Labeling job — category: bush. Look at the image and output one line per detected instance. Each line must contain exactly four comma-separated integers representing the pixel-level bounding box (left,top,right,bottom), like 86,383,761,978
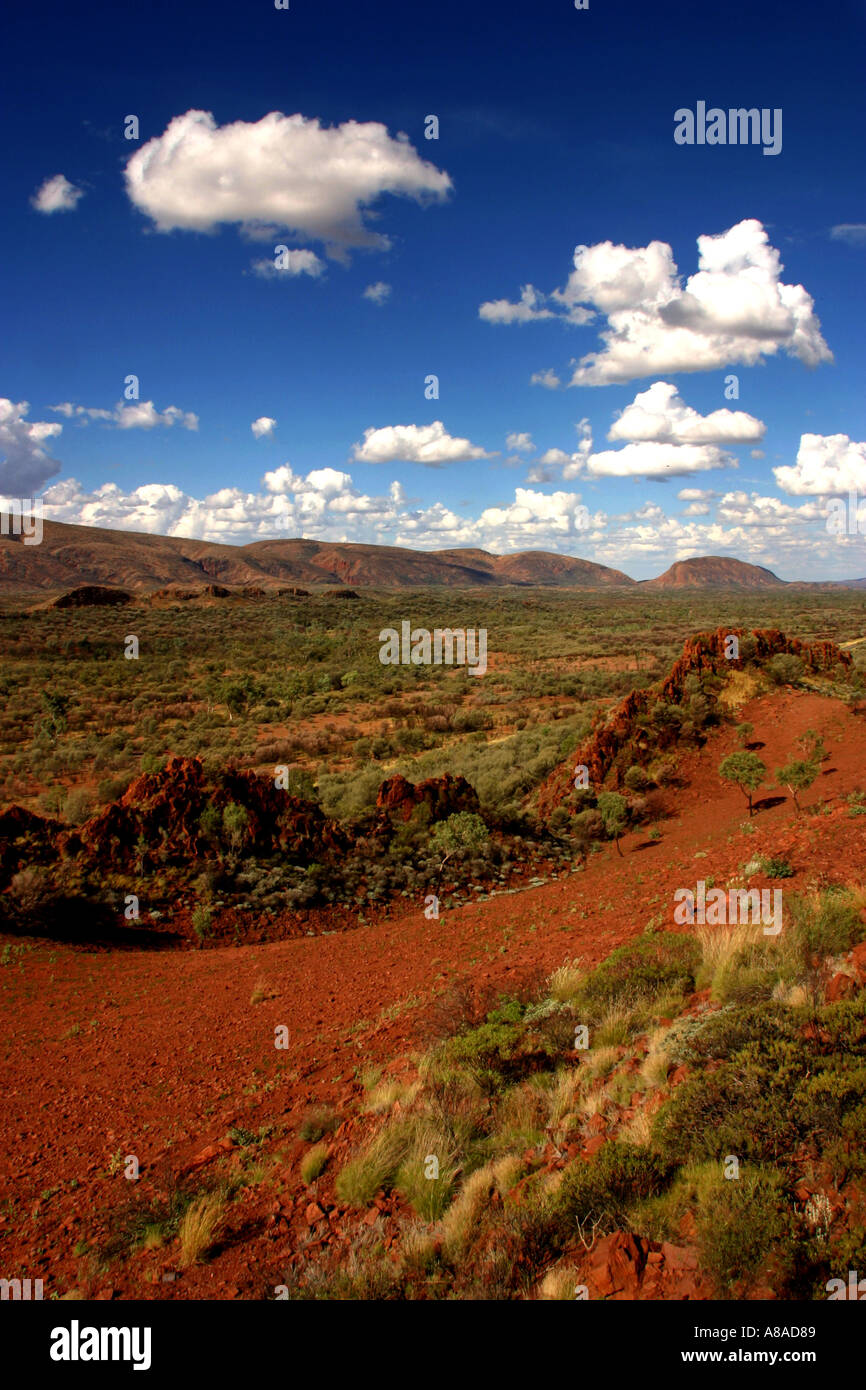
791,888,864,957
696,1167,795,1296
433,998,565,1095
766,653,805,687
654,996,866,1167
572,933,701,1020
556,1142,673,1231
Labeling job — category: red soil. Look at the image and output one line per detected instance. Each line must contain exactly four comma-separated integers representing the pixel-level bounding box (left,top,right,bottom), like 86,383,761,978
2,687,865,1300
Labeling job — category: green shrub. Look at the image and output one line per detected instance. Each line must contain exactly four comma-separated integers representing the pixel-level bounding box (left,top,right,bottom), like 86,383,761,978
696,1167,795,1296
791,888,864,957
556,1142,673,1231
765,653,805,687
572,933,701,1020
434,998,564,1095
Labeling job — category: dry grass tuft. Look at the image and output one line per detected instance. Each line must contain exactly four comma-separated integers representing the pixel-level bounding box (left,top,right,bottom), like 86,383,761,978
177,1192,225,1267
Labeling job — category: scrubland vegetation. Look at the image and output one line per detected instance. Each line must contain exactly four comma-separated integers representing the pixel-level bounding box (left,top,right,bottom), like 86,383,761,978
285,886,866,1300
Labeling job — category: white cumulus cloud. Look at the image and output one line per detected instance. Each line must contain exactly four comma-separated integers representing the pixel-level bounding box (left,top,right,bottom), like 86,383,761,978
124,109,451,258
49,400,198,431
485,220,831,386
351,420,495,467
479,285,556,324
251,417,277,439
774,433,866,495
607,382,765,444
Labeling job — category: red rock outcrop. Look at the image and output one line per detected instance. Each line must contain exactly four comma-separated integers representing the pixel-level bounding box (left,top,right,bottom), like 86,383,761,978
536,627,852,816
0,805,63,884
375,773,480,823
62,755,345,868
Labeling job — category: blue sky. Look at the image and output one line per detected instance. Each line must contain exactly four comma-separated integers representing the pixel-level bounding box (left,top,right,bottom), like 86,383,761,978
2,0,865,578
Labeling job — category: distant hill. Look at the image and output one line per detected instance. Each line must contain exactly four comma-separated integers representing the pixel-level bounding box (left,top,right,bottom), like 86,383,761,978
643,556,785,589
1,519,863,596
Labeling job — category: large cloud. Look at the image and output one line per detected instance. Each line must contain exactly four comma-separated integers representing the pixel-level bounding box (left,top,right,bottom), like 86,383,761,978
125,109,451,257
580,441,733,479
486,220,831,386
351,421,495,466
542,405,737,481
774,433,866,495
0,399,63,493
607,381,765,444
31,174,84,214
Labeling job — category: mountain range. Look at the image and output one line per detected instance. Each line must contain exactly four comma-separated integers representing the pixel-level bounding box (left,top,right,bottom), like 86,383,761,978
0,517,864,595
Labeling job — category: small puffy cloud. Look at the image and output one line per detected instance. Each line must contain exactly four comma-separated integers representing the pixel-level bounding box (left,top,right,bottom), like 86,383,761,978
49,402,113,421
351,420,495,467
538,447,573,467
124,109,451,257
505,431,534,453
607,382,765,444
479,285,555,324
251,249,325,278
251,417,277,439
116,402,198,430
530,368,561,389
363,281,391,305
677,487,718,501
526,463,555,483
0,398,63,493
31,174,84,214
830,224,866,247
774,433,866,495
751,449,765,459
49,400,198,430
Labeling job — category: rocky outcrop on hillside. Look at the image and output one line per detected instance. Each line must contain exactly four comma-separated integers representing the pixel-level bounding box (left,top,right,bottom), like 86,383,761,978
375,773,480,823
52,586,132,608
536,627,853,815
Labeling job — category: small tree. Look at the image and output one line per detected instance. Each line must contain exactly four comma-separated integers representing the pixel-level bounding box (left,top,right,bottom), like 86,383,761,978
40,691,70,743
797,728,826,763
430,812,489,891
719,751,766,816
776,758,819,814
597,791,628,857
735,722,754,748
222,802,250,852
